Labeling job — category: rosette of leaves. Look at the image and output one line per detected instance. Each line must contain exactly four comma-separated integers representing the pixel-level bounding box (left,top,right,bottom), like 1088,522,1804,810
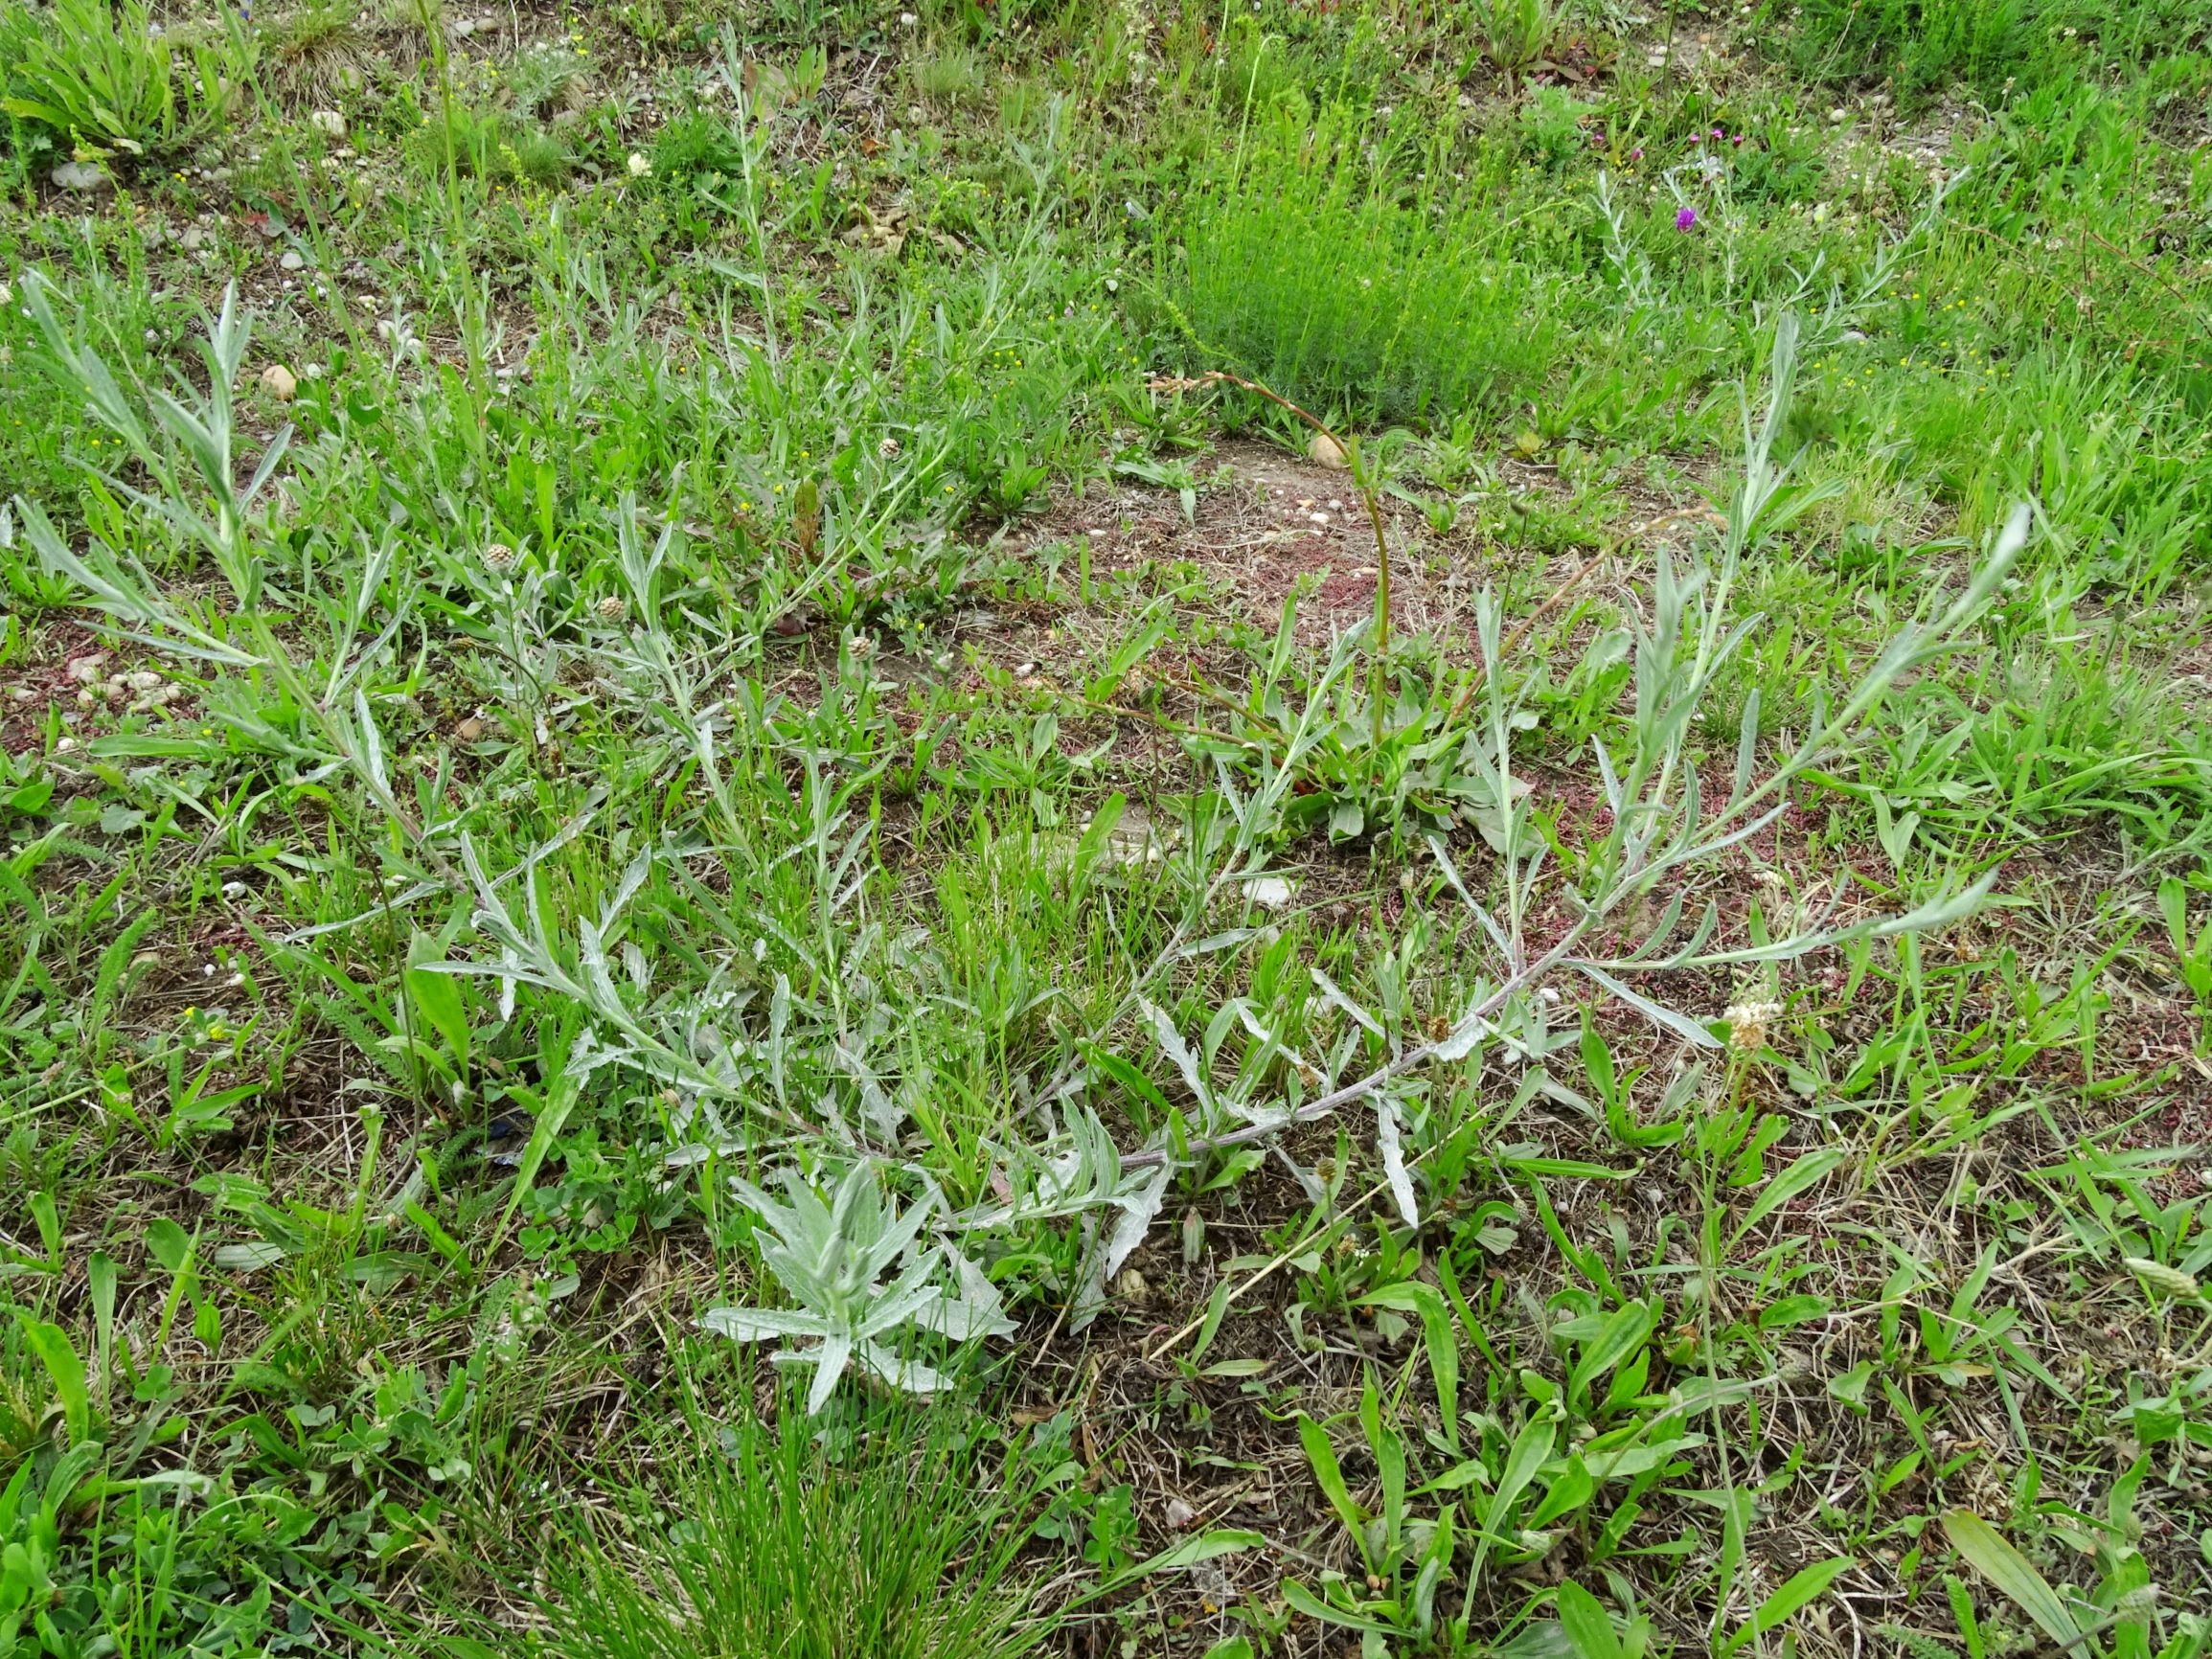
702,1163,1014,1414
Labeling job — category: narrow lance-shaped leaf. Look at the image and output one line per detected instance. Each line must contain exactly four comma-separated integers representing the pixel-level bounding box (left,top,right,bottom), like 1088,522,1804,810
1940,1511,2082,1648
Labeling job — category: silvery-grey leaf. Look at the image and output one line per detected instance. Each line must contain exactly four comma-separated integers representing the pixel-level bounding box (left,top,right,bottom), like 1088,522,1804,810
1272,1145,1329,1207
857,1339,952,1397
1310,967,1382,1038
699,1305,829,1342
1138,997,1212,1109
1105,1167,1170,1281
1377,1096,1419,1228
1568,960,1723,1049
806,1330,854,1415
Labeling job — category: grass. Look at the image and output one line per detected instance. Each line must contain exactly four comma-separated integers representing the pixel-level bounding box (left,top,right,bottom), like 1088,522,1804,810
504,1393,1055,1659
1165,102,1565,425
2,0,2212,1656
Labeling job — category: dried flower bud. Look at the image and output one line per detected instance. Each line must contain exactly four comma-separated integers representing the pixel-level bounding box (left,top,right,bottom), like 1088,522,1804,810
878,437,901,457
595,596,627,622
482,541,516,571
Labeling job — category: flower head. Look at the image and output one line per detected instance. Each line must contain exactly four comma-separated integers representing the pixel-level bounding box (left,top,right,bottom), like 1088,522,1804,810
1675,205,1699,232
627,152,650,177
1723,999,1782,1055
2127,1258,2203,1303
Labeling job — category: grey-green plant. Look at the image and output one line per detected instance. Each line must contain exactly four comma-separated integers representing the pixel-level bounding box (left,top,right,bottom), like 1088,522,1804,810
700,1162,1013,1414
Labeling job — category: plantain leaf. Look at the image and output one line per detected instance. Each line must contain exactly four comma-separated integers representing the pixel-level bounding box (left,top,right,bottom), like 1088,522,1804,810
1722,1556,1854,1654
1555,1580,1627,1659
1736,1145,1850,1238
1940,1511,2082,1648
1361,1281,1460,1452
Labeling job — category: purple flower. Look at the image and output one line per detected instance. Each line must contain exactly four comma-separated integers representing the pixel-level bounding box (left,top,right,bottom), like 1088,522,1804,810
1676,205,1699,231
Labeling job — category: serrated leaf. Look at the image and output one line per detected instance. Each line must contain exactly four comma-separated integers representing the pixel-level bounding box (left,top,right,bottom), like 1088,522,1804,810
1137,996,1213,1111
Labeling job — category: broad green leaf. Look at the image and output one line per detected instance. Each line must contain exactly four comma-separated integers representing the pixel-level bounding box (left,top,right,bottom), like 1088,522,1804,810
491,1073,581,1250
1190,1277,1234,1365
1759,1293,1832,1330
2156,875,2190,953
1362,1282,1460,1451
1736,1145,1850,1238
1298,1414,1368,1551
1280,1578,1396,1634
1940,1511,2082,1648
1827,1361,1875,1410
1580,1012,1615,1100
1722,1555,1854,1654
1114,1528,1265,1583
18,1316,91,1445
30,1191,61,1264
1478,1414,1554,1571
406,933,472,1070
1555,1580,1627,1659
1568,1300,1653,1403
89,1251,117,1385
1529,1454,1595,1530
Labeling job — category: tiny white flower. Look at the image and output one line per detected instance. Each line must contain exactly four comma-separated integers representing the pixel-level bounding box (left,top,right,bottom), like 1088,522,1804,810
627,152,650,177
1722,999,1783,1055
